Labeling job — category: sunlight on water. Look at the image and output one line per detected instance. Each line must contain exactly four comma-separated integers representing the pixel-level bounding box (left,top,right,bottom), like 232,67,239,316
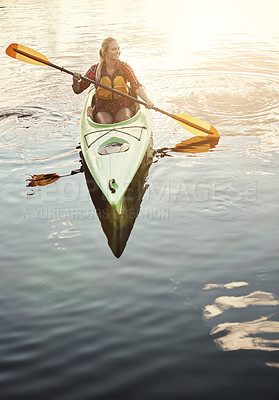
203,281,249,290
266,362,279,369
203,281,279,359
143,0,279,69
212,316,279,352
203,290,279,319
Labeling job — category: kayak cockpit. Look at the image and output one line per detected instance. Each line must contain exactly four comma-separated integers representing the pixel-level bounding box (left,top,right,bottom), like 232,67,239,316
84,125,148,149
88,88,140,124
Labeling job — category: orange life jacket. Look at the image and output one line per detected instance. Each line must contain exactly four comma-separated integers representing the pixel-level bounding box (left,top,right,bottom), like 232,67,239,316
95,62,129,101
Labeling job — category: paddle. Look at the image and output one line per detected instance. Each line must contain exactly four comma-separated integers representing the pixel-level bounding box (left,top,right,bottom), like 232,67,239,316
6,43,219,137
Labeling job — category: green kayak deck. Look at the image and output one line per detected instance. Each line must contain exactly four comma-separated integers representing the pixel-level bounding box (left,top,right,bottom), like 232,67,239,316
80,89,152,214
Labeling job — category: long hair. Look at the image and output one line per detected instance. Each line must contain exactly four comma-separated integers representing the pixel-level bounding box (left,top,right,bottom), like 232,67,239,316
96,37,117,82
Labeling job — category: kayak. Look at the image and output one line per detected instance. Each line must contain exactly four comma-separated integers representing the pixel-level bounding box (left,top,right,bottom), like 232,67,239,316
80,89,152,214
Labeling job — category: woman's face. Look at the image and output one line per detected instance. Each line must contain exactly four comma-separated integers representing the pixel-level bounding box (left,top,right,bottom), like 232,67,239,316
105,41,121,62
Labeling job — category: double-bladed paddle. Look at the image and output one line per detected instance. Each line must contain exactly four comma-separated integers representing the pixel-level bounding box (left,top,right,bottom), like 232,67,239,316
6,43,219,137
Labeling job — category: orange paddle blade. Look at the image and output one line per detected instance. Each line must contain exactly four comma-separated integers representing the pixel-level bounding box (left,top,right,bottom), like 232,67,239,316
6,43,50,66
175,113,219,138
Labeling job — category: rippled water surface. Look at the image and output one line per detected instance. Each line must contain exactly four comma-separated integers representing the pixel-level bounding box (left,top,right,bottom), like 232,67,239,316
1,0,279,399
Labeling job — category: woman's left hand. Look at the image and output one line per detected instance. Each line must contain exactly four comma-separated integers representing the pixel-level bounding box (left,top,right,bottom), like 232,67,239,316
145,100,154,109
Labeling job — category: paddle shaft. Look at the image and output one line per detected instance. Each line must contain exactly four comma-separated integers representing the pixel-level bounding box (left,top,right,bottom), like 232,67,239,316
13,47,214,135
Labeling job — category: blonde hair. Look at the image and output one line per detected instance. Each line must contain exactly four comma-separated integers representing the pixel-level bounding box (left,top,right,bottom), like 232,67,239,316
96,37,118,82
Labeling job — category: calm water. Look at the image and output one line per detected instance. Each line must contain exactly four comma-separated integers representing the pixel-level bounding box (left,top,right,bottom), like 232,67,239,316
1,0,279,399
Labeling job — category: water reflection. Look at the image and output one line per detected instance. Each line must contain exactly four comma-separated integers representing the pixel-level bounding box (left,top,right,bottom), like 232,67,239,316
82,133,218,256
203,281,249,290
266,362,279,369
25,135,219,191
203,290,279,319
203,282,279,356
24,132,218,255
155,135,219,161
82,141,153,258
211,316,279,352
27,169,81,188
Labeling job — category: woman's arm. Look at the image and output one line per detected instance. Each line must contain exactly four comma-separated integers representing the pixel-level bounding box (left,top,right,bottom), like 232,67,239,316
135,86,153,109
72,65,97,94
121,62,153,108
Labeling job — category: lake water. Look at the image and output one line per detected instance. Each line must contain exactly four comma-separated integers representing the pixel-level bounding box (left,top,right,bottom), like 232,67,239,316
1,0,279,399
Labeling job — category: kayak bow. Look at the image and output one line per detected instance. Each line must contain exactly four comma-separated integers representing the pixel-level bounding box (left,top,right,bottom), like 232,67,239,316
80,90,152,214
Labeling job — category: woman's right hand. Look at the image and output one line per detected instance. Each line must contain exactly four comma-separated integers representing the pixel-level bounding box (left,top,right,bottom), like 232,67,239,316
73,72,81,82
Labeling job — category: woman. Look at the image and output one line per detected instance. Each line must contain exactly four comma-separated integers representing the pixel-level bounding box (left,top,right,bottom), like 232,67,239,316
72,37,153,124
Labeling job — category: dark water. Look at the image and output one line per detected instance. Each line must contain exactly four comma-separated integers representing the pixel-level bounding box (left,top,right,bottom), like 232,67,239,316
1,0,279,399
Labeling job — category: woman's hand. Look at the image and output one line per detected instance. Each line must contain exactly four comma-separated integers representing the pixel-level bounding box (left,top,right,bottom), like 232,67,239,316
73,72,81,82
145,100,154,109
72,72,82,93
